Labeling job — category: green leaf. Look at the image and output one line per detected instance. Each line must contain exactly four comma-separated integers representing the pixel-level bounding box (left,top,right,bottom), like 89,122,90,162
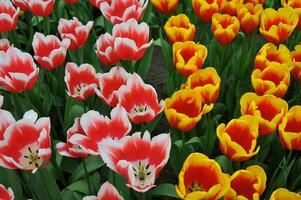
215,155,234,175
31,16,44,26
66,179,89,195
185,136,201,145
0,168,23,200
68,157,105,183
136,45,154,80
143,112,163,133
148,183,180,199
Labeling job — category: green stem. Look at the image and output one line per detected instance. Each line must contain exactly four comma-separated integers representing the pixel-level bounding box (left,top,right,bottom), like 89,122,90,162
82,158,92,194
140,192,146,200
40,169,53,200
181,131,186,146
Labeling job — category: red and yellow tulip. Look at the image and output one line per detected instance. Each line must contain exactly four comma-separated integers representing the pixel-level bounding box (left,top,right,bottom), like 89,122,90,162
245,0,265,5
216,115,260,161
281,0,301,29
182,67,221,105
192,0,222,22
150,0,179,13
225,165,267,200
270,188,301,200
259,7,299,44
221,0,243,16
164,14,196,44
164,89,213,132
240,92,288,135
173,41,208,77
237,3,263,33
212,13,240,45
291,44,301,81
251,62,290,98
176,153,230,200
278,105,301,151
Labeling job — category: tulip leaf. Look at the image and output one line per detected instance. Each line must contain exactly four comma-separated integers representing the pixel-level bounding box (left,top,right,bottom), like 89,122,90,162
68,157,105,183
66,179,89,195
0,168,23,200
185,136,201,145
148,183,180,199
136,45,154,80
108,171,131,200
215,155,234,175
142,112,163,133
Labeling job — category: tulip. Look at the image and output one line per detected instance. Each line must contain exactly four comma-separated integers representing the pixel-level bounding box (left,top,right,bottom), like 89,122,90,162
24,0,55,16
58,17,94,51
291,44,301,81
176,152,230,200
164,89,213,132
99,131,171,192
211,13,240,45
245,0,265,5
217,115,260,161
64,0,77,3
97,66,131,107
118,73,164,124
0,184,14,200
99,0,148,24
173,41,208,77
83,182,124,200
12,0,28,11
89,0,101,8
68,105,132,155
0,47,39,93
0,95,3,108
260,7,298,44
254,43,292,71
64,62,100,101
32,32,70,70
281,0,301,29
0,0,20,33
112,19,153,60
225,165,267,200
221,0,243,16
182,67,221,105
164,14,196,44
240,92,288,135
0,110,51,173
150,0,179,13
95,33,120,66
251,62,290,98
0,39,10,52
270,188,301,200
237,3,263,33
192,0,222,22
278,105,301,150
56,118,89,158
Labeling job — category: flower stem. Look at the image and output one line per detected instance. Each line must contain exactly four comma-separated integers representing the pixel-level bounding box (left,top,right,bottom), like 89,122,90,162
140,192,146,200
40,169,53,200
82,158,92,194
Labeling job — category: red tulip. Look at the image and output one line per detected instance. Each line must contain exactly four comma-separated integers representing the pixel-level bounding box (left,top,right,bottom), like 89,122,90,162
32,32,70,70
68,105,132,155
118,73,164,124
0,110,51,173
97,66,131,107
96,33,120,66
0,47,39,93
0,106,15,141
89,0,101,8
0,39,10,52
0,0,20,33
112,19,153,60
99,0,148,24
56,118,89,158
83,182,124,200
24,0,55,16
64,0,77,4
58,17,94,51
64,62,100,101
12,0,28,11
99,131,171,192
0,184,14,200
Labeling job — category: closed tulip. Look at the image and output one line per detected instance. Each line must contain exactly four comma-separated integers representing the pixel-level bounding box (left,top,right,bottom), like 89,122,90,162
95,33,120,66
0,39,10,52
24,0,55,16
221,0,243,16
270,188,301,200
281,0,301,29
192,0,222,22
151,0,179,14
245,0,265,5
237,3,263,33
0,0,20,33
83,182,124,200
291,44,301,81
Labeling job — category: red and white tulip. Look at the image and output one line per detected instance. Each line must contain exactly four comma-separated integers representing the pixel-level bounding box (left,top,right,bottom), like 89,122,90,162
0,0,20,33
0,95,3,108
100,0,148,24
58,17,94,51
83,181,124,200
0,47,39,93
24,0,55,16
56,118,89,158
100,131,171,192
69,105,131,155
32,32,70,70
64,62,100,101
63,0,78,4
0,39,10,52
95,33,120,66
97,66,131,107
118,73,164,124
0,184,14,200
0,110,51,173
89,0,101,8
0,104,15,141
12,0,28,11
112,19,153,60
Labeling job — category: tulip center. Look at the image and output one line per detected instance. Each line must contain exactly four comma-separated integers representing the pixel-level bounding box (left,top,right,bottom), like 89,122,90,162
20,144,43,169
187,182,203,193
132,160,154,186
74,83,88,96
133,104,148,113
